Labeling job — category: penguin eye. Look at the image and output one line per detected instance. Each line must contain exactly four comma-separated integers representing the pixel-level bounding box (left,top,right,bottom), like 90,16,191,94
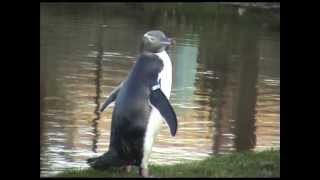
150,37,156,41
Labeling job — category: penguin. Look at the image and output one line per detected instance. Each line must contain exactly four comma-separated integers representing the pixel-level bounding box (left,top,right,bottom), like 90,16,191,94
87,30,177,177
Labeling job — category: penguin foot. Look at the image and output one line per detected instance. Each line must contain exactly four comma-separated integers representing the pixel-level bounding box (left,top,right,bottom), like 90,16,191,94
125,165,132,173
120,165,132,173
139,167,150,178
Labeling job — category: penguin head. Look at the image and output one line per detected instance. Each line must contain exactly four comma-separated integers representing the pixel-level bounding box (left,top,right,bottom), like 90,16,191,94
141,30,174,53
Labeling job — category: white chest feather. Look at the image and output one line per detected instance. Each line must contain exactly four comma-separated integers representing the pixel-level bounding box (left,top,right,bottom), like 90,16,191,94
141,50,173,169
155,51,172,99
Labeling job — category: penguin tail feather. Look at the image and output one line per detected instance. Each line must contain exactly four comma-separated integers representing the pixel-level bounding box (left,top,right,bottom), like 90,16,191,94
86,150,124,169
86,157,99,164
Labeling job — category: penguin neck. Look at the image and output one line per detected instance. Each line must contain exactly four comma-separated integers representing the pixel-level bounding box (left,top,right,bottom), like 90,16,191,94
155,50,171,65
155,50,172,98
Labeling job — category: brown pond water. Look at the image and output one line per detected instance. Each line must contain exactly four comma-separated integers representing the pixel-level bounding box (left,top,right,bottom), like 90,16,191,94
40,3,280,177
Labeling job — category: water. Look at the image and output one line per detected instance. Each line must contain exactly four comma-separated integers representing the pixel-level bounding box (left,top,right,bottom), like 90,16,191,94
40,3,280,177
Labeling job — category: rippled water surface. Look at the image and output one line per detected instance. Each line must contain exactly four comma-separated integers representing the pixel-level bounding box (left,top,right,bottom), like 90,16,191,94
40,3,280,177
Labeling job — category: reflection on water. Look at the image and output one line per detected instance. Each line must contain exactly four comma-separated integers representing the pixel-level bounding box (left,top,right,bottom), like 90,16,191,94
40,3,280,177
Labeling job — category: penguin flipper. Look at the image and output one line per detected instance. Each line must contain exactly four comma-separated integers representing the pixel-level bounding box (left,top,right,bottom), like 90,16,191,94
100,80,125,112
150,89,178,136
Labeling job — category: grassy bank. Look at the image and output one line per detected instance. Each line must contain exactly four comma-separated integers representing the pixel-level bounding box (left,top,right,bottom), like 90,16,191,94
57,149,279,177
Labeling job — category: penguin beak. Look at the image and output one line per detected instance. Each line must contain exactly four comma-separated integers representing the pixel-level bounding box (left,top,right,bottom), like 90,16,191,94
160,37,176,46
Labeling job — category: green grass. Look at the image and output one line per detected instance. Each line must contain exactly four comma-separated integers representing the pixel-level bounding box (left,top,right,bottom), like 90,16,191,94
57,149,279,178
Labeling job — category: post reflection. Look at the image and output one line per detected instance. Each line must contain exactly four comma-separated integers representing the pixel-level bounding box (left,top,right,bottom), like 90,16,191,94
91,25,104,153
233,18,259,151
